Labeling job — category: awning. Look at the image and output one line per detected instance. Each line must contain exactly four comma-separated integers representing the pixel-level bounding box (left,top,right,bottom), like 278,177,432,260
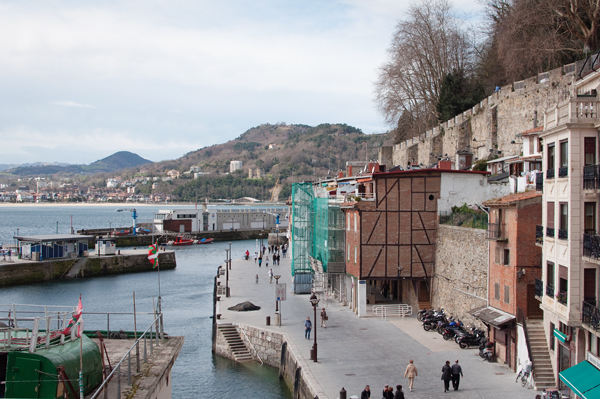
469,306,515,327
559,361,600,399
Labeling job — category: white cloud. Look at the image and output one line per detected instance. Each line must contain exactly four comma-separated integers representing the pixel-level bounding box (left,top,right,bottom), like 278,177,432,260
50,101,95,109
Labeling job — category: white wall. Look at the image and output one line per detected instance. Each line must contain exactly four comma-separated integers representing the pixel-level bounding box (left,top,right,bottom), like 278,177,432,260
438,173,509,213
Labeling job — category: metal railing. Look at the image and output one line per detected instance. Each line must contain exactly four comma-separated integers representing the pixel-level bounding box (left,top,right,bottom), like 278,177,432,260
547,168,555,179
372,304,413,320
558,229,568,240
90,315,162,399
582,301,600,332
546,227,555,238
487,223,506,240
238,326,264,365
535,279,544,297
536,172,544,191
558,167,569,178
546,284,555,298
536,225,544,244
583,165,600,189
584,233,600,259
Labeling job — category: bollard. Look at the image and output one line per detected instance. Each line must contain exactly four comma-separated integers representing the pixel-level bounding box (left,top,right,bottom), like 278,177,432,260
266,316,271,326
339,387,346,399
117,364,121,399
144,336,147,363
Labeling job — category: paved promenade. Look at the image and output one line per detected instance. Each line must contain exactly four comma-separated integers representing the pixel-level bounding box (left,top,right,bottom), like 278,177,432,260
218,253,535,399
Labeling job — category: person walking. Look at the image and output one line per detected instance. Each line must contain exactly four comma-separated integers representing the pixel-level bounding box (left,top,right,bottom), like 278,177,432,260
255,274,259,284
393,385,404,399
258,256,262,267
441,361,452,393
269,269,273,284
382,384,394,399
404,359,417,391
451,359,463,391
273,253,276,266
304,317,312,339
265,257,269,268
320,308,327,328
254,252,258,263
277,253,280,265
360,385,370,399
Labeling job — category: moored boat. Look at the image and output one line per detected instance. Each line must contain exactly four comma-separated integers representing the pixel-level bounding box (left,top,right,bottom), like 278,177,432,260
197,238,214,244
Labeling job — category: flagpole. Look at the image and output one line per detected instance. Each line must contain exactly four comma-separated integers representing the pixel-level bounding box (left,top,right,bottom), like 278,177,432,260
79,294,84,399
157,243,163,339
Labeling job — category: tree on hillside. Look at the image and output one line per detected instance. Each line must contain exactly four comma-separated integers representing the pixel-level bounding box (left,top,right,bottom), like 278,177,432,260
375,0,472,136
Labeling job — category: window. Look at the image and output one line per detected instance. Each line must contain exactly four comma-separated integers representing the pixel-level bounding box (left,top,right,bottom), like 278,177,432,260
503,249,510,266
547,202,555,228
354,213,357,233
548,143,555,169
547,261,555,288
585,137,596,166
354,246,357,264
549,322,555,351
585,202,596,234
504,285,510,304
347,244,350,261
529,136,535,154
558,277,568,304
560,203,568,237
560,140,568,167
495,283,500,300
347,213,350,231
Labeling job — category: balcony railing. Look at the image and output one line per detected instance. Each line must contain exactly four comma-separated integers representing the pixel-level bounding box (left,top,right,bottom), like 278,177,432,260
582,301,600,331
536,225,544,243
546,284,555,297
536,172,544,191
546,227,555,238
535,279,544,297
547,168,555,179
487,223,507,240
583,164,600,190
558,167,569,178
558,228,568,240
583,233,600,259
556,291,568,305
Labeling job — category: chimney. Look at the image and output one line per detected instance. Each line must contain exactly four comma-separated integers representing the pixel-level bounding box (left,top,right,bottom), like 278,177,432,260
348,165,353,176
438,160,452,170
337,171,344,178
533,110,538,128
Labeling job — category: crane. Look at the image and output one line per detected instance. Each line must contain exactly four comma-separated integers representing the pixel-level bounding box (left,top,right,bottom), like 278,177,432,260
116,208,138,235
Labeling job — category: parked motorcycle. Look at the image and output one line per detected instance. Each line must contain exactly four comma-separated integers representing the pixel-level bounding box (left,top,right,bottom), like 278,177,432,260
479,339,494,361
442,323,466,340
457,330,485,348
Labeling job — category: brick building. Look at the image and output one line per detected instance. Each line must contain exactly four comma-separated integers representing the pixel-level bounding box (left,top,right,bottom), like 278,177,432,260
477,191,543,372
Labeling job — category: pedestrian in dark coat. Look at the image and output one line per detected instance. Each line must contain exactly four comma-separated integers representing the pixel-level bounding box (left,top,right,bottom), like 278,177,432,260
451,359,463,390
277,253,280,265
441,360,452,392
382,385,393,399
393,385,404,399
360,385,370,399
304,317,312,339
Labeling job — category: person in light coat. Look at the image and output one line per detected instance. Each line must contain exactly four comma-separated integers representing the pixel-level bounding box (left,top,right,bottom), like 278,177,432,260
404,359,417,391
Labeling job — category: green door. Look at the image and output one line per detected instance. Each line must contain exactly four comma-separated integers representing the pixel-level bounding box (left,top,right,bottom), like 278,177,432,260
10,357,41,398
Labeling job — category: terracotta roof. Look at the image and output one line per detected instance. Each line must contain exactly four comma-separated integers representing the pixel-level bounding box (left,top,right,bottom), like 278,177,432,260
520,126,544,136
482,190,542,206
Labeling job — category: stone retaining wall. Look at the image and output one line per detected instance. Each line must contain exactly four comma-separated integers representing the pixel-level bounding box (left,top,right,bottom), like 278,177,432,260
432,225,488,328
0,252,175,287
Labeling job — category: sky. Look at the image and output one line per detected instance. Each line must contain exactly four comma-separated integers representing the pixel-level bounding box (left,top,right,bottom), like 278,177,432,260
0,0,483,165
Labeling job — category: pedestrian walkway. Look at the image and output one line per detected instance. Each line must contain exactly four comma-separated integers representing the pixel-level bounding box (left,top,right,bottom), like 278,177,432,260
218,254,534,399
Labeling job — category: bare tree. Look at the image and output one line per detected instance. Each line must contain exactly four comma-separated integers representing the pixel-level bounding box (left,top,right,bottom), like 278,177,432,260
374,0,472,138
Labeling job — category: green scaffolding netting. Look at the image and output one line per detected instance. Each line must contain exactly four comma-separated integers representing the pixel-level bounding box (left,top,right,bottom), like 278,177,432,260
291,183,346,276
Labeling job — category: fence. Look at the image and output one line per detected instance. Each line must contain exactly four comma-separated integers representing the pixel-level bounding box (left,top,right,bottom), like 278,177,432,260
372,304,413,320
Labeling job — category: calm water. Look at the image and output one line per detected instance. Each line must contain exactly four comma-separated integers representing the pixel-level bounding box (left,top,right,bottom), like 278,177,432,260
0,205,292,399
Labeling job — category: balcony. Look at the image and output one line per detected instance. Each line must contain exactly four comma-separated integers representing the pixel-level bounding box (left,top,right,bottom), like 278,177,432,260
487,223,507,240
558,228,568,240
583,164,600,190
558,167,569,178
583,233,600,262
546,168,555,179
582,301,600,332
546,284,555,298
535,278,544,298
544,96,599,130
546,227,555,238
536,172,543,191
556,291,568,305
536,225,544,244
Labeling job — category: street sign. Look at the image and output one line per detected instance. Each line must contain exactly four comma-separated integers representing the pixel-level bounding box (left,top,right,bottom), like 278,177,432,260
276,283,286,301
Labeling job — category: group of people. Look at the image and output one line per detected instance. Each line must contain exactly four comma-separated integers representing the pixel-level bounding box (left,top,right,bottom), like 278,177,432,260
303,308,328,339
359,359,463,397
253,243,287,267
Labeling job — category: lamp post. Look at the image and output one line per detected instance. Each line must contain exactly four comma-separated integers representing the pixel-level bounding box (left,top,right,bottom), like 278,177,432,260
228,242,232,270
309,293,319,362
225,249,230,297
274,275,282,311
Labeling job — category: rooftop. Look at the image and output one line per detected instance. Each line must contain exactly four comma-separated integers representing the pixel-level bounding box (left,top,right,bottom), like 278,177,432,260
482,190,542,207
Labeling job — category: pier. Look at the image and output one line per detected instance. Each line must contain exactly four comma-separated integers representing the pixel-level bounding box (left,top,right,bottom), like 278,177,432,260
213,255,536,399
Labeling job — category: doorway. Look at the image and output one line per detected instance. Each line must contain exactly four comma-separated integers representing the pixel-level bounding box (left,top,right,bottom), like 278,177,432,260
418,280,430,302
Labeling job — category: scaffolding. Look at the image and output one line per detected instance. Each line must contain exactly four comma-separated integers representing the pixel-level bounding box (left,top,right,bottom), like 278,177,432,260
291,183,314,277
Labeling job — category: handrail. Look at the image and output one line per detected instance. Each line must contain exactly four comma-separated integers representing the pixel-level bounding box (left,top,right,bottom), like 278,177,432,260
372,304,412,320
89,314,162,399
238,326,263,365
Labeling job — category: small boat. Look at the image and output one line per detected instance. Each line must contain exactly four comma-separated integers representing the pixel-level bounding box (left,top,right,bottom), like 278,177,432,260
114,230,130,236
168,236,196,246
197,238,214,244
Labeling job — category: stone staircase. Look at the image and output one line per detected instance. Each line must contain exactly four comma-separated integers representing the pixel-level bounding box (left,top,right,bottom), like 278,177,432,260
526,319,556,389
217,324,253,362
418,301,432,311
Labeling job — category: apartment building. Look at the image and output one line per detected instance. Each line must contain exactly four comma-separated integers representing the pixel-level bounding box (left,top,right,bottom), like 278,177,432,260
537,69,600,394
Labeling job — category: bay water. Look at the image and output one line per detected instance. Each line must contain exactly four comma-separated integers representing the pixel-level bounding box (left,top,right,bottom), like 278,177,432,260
0,205,292,398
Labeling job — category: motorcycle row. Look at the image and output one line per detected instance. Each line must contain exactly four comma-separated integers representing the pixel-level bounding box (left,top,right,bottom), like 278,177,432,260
418,308,494,361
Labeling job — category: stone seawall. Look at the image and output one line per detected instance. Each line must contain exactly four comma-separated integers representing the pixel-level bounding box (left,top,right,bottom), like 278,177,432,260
115,229,278,247
432,225,487,328
214,323,321,399
0,252,175,287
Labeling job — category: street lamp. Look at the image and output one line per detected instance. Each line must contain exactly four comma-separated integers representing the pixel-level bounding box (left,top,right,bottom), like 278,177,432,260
224,249,230,297
274,275,282,311
309,293,320,362
228,242,232,270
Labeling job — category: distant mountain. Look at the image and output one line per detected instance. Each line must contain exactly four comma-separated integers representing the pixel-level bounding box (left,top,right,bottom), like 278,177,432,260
0,162,71,172
5,151,151,176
